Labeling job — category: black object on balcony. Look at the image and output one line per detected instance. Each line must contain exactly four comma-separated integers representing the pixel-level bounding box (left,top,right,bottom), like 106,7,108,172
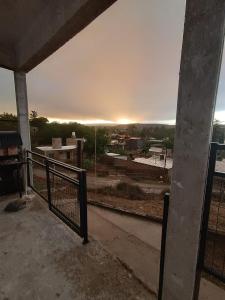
0,131,23,196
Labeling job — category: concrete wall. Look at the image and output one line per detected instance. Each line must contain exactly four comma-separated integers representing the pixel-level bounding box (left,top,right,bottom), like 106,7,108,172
102,155,170,182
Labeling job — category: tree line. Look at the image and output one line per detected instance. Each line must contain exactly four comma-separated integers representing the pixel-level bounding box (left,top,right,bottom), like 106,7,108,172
1,112,224,156
0,112,108,156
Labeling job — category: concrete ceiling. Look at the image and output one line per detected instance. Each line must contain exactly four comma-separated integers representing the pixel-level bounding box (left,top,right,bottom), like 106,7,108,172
0,0,117,72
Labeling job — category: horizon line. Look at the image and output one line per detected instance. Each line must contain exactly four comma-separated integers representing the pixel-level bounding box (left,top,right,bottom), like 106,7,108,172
47,117,176,125
46,110,225,125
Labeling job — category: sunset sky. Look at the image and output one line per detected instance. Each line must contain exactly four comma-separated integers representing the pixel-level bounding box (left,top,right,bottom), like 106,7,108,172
0,0,225,124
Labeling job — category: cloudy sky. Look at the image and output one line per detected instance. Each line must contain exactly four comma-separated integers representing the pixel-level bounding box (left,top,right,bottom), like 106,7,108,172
0,0,225,124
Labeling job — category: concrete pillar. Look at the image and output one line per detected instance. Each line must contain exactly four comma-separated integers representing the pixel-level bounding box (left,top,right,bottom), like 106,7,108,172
162,1,225,300
14,72,31,152
14,72,31,191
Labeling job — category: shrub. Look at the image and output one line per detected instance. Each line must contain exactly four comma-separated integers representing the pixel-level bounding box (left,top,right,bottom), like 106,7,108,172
96,181,146,200
83,158,94,170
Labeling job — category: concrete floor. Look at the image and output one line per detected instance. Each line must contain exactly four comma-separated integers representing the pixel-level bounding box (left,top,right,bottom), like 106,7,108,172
1,192,225,300
88,205,225,300
0,194,153,300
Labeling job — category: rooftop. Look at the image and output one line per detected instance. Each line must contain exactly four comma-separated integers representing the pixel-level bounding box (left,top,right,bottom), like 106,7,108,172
134,156,173,169
36,145,76,152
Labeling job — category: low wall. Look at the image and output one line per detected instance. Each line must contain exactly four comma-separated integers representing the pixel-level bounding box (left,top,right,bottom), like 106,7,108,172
101,155,170,182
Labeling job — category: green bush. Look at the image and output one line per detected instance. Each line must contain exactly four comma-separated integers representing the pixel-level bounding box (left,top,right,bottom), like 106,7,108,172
83,158,94,170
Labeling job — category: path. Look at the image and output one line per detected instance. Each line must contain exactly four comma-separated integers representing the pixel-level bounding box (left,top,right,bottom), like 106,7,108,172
88,205,225,299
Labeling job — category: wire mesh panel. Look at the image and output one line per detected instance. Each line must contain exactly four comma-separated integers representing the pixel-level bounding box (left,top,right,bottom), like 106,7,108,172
204,175,225,280
27,150,88,243
49,168,80,229
202,143,225,283
27,153,48,201
84,130,168,223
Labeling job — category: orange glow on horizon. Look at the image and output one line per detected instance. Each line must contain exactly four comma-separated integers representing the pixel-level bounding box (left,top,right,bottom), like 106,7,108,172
48,117,136,125
116,118,136,125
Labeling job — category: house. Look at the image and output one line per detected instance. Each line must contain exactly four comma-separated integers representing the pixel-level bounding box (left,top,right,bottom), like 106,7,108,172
125,137,144,151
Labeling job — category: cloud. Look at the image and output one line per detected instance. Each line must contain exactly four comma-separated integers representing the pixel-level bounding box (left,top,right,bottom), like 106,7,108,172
1,0,225,122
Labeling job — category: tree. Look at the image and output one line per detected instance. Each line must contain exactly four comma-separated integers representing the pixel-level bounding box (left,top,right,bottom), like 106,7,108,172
141,140,152,156
0,113,18,131
30,117,49,128
212,120,225,143
127,124,138,136
30,110,38,119
0,112,17,121
83,127,109,157
162,137,174,150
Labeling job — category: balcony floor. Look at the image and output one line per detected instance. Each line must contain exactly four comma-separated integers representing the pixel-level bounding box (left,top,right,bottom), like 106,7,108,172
0,193,153,300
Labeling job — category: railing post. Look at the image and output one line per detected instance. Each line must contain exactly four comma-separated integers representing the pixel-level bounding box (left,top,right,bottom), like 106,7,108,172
26,150,33,188
158,193,170,300
26,150,30,188
77,139,83,168
194,142,218,299
79,170,88,244
45,159,52,210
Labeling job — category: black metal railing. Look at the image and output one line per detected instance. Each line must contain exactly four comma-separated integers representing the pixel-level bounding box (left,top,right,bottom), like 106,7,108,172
27,150,88,244
27,151,48,201
198,142,225,283
158,193,170,300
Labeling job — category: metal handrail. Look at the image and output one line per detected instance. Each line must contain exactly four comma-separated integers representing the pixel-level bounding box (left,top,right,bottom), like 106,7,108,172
48,167,80,185
27,150,85,173
27,157,46,168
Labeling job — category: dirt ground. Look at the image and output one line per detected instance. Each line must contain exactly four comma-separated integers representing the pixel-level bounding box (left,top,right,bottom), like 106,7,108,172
32,164,225,282
88,191,164,221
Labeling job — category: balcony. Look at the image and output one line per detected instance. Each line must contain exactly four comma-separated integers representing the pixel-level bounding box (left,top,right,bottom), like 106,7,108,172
1,1,225,299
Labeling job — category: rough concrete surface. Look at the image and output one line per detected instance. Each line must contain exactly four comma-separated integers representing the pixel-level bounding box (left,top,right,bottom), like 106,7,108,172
89,205,160,294
88,205,225,300
163,0,225,299
0,194,153,300
89,205,162,250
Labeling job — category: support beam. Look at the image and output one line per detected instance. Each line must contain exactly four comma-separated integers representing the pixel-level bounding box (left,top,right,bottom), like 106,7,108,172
162,1,225,300
14,72,31,152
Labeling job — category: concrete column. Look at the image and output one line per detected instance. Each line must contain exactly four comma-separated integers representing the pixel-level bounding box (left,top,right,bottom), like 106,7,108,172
162,1,225,300
14,72,31,152
14,71,31,191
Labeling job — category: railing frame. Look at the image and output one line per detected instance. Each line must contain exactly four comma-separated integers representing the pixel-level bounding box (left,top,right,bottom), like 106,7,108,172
26,150,88,244
158,193,170,300
196,142,225,289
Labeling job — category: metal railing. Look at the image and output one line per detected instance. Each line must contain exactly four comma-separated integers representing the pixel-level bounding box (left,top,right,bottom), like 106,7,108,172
27,150,88,243
198,143,225,283
158,193,170,300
